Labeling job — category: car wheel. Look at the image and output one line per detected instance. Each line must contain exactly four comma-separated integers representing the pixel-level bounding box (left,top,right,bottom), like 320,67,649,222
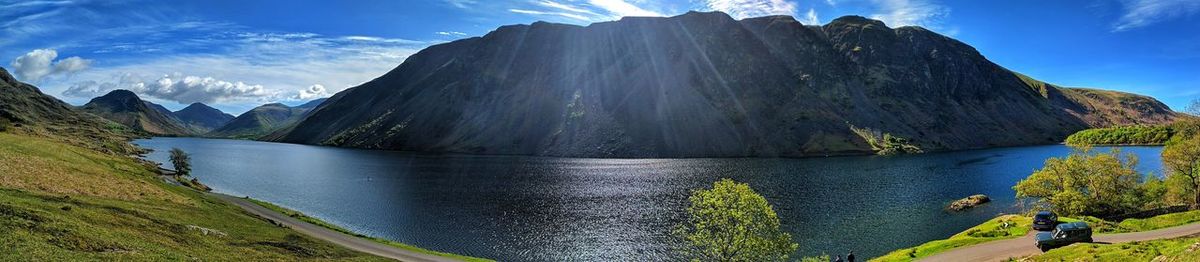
1040,246,1050,252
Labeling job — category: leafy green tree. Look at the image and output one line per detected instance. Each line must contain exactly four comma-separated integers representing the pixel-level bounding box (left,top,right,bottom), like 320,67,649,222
168,148,191,177
1162,135,1200,208
1014,148,1148,216
675,179,798,261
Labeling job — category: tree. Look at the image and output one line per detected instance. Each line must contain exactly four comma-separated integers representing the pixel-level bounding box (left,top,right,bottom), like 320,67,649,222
1013,148,1148,216
1162,135,1200,208
1187,98,1199,116
675,179,797,261
168,148,191,177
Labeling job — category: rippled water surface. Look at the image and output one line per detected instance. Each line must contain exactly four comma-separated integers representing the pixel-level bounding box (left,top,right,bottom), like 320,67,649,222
135,137,1164,261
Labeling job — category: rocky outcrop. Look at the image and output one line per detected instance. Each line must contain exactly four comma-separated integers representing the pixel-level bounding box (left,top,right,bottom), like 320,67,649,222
268,12,1183,158
948,194,991,211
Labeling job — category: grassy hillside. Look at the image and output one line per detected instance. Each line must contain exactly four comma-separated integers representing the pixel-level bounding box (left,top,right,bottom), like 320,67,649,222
0,133,394,260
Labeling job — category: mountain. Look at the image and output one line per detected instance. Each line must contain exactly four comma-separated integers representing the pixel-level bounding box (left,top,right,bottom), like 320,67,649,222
0,67,140,154
80,90,193,136
207,98,325,139
173,103,235,133
268,12,1183,158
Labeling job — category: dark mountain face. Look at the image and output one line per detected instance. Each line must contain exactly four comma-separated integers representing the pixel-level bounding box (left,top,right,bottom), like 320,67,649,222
269,12,1182,157
206,99,325,139
0,67,140,154
173,103,235,133
81,90,193,136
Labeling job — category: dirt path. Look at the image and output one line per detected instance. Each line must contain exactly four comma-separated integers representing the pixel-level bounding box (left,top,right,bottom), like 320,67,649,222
919,222,1200,261
211,193,462,262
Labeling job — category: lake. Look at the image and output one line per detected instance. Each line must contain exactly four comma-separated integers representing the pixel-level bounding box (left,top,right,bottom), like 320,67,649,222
134,137,1165,261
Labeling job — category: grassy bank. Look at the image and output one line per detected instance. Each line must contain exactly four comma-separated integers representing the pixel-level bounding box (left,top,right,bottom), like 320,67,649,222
871,215,1031,261
1059,211,1200,234
0,132,478,261
1026,235,1200,261
245,198,493,262
872,211,1200,262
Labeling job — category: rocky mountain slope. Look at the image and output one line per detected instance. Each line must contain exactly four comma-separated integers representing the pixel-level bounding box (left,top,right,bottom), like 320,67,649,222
0,67,140,154
80,90,194,136
174,102,235,133
207,98,325,139
268,12,1183,157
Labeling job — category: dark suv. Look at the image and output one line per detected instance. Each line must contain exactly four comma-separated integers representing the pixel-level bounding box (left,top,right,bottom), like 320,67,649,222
1035,222,1093,252
1032,211,1058,231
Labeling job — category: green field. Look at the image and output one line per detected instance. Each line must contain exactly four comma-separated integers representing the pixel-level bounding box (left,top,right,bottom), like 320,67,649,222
0,132,478,261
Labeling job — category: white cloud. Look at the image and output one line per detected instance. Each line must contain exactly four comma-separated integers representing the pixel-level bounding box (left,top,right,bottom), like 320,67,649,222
701,0,797,19
801,8,819,24
63,73,277,104
869,0,948,28
1113,0,1200,32
444,0,477,8
509,8,592,21
537,0,599,15
587,0,664,17
49,31,425,110
294,84,330,100
9,48,92,82
436,31,468,36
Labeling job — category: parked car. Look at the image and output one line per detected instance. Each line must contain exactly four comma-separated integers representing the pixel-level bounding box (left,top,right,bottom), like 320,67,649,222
1032,211,1058,231
1035,222,1093,252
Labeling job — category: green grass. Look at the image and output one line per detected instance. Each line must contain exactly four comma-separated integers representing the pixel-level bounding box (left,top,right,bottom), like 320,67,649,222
1060,211,1200,234
246,199,494,262
1025,236,1200,261
874,211,1200,261
871,215,1032,262
0,132,479,261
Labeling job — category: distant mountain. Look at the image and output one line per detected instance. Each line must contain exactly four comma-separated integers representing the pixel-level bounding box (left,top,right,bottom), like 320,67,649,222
173,103,234,133
0,67,140,154
80,90,193,136
207,98,325,139
268,12,1183,157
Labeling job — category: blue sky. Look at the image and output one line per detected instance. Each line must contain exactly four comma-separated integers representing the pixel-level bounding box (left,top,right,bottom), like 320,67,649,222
2,0,1198,115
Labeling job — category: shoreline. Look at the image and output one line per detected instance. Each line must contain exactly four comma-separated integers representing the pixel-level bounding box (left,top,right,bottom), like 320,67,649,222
136,136,1165,161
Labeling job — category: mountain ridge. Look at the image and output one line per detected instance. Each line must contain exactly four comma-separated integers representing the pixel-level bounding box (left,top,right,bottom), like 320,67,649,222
206,98,326,139
267,12,1183,157
174,102,235,133
80,90,194,136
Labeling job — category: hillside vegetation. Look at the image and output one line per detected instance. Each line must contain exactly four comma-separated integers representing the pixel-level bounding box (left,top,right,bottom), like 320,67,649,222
1065,120,1200,146
0,66,477,261
0,133,388,261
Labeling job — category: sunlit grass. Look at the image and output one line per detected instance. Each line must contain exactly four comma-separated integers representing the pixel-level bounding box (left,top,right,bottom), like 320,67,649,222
872,215,1032,261
0,133,184,203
